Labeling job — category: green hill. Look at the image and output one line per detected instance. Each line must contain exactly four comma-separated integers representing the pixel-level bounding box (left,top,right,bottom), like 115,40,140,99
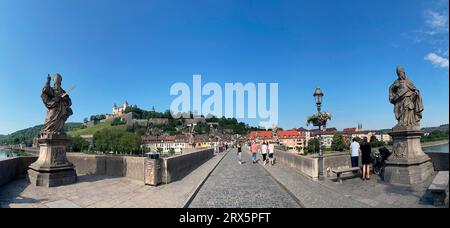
0,123,83,146
68,121,127,137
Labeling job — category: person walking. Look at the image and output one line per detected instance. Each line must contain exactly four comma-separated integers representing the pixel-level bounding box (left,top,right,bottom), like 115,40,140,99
261,141,268,165
237,143,243,164
251,141,258,164
268,141,275,165
350,138,361,168
360,137,372,180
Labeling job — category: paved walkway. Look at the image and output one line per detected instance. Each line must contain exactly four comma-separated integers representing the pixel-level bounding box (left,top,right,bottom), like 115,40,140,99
257,150,446,208
189,149,301,208
0,152,226,208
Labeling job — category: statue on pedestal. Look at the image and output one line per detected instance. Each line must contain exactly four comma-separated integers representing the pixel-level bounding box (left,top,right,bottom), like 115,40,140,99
28,73,77,187
384,66,433,186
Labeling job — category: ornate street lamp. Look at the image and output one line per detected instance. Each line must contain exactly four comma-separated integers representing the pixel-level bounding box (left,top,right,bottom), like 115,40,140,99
313,87,324,113
313,87,324,180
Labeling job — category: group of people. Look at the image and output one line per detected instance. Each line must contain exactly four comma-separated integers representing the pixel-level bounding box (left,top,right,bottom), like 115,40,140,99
236,141,275,165
350,137,373,181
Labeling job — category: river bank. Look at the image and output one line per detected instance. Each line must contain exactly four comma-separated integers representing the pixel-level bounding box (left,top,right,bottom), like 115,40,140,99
422,139,449,148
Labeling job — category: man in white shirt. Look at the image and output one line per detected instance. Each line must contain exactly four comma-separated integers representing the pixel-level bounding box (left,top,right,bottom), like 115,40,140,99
261,141,268,165
268,142,275,166
350,138,361,168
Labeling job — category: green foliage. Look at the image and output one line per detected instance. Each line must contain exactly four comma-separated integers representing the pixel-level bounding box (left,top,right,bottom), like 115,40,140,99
121,105,253,135
331,132,348,151
353,136,363,144
111,118,126,126
168,148,176,157
421,130,449,142
15,151,32,157
0,123,83,146
93,128,141,155
68,121,128,137
68,135,90,152
306,138,321,154
90,114,106,121
126,123,146,136
306,112,332,126
194,123,211,134
370,135,385,148
218,117,250,135
124,106,172,120
206,116,219,123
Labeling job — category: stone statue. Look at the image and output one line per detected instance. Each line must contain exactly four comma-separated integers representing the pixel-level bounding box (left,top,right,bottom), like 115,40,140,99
40,73,73,137
389,66,424,127
29,73,77,187
385,66,433,186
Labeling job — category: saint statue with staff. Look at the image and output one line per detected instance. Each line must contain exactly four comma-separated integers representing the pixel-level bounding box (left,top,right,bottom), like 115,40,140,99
40,73,75,137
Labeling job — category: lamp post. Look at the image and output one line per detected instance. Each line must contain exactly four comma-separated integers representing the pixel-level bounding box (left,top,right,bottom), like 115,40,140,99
313,87,324,180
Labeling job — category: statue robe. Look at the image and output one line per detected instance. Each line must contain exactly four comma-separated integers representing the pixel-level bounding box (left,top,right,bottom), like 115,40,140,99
389,78,423,126
41,85,73,135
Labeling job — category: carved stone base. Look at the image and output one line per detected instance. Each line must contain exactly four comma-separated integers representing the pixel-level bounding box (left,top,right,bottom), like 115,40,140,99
27,135,77,187
384,126,434,185
28,168,77,187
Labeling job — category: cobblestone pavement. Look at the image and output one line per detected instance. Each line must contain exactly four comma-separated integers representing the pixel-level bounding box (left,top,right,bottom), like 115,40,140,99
258,150,446,208
189,149,301,208
0,153,226,208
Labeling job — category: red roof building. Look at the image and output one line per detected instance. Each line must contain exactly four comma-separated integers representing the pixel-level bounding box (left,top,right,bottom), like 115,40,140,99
277,129,302,139
343,128,357,135
249,131,272,140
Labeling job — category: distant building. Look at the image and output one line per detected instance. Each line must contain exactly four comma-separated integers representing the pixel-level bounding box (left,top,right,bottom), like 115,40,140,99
375,133,392,143
351,130,376,142
248,131,272,142
310,128,337,148
141,135,186,154
277,129,303,150
112,101,129,116
297,127,311,147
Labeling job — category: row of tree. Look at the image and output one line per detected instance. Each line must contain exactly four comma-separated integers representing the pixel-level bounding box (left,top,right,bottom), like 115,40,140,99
421,130,449,143
69,128,142,155
304,132,388,154
0,123,83,146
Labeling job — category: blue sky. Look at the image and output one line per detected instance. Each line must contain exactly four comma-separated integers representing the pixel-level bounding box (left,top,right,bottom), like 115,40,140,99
0,0,448,134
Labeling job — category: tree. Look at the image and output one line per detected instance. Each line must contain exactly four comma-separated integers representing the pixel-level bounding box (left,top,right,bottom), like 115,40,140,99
90,114,106,121
69,135,90,152
111,118,126,126
353,136,363,144
421,130,449,142
331,132,348,152
118,133,141,155
306,138,321,154
370,135,385,148
168,148,175,157
93,128,141,155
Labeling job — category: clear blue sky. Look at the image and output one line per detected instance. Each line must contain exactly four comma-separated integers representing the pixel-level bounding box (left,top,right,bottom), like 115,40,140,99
0,0,448,134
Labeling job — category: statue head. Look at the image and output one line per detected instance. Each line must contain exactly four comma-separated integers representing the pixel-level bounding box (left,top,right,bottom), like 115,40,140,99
396,66,407,80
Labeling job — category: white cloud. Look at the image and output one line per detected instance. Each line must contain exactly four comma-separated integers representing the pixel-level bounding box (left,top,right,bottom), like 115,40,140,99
424,53,449,68
425,10,449,33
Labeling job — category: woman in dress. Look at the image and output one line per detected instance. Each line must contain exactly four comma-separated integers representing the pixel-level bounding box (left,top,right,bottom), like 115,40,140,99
360,137,372,180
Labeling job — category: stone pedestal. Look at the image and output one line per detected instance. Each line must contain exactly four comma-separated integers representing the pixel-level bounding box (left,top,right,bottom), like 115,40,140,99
384,126,434,186
28,135,77,187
